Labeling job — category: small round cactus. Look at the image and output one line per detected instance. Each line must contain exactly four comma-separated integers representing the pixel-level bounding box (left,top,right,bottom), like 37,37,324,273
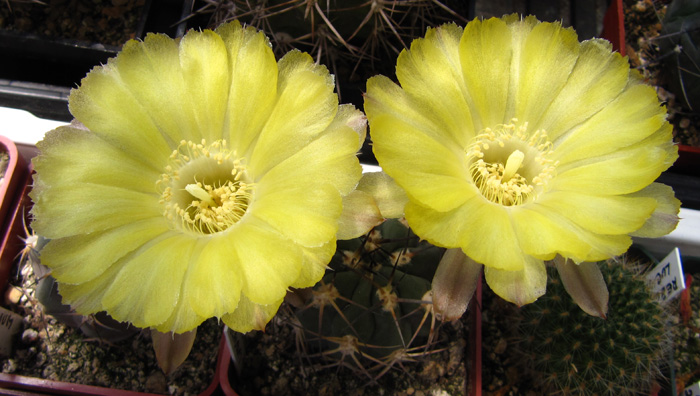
673,272,700,392
515,259,670,396
292,218,446,378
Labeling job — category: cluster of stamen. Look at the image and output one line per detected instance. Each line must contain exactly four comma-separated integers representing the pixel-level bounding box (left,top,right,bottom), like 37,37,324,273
465,119,557,206
157,139,254,234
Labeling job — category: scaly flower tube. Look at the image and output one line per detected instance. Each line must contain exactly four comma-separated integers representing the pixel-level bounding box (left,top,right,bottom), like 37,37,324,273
30,21,365,334
364,15,680,305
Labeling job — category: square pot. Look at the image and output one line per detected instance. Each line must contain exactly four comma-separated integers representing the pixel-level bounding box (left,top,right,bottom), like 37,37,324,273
0,0,191,122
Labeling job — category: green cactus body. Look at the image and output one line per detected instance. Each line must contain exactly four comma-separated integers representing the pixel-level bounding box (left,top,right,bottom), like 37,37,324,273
294,219,444,371
674,272,700,390
516,260,670,396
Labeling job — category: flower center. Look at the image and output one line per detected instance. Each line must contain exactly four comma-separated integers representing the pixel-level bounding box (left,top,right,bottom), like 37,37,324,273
157,139,254,235
465,120,557,206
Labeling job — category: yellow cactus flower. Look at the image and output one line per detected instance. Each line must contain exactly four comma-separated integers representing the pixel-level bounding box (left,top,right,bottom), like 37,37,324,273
30,21,365,334
364,15,680,305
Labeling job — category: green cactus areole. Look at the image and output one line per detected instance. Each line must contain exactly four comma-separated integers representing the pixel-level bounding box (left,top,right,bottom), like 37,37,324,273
516,259,670,396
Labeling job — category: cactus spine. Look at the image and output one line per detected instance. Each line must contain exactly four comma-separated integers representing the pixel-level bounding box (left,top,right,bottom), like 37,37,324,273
292,218,447,380
191,1,468,82
515,259,670,396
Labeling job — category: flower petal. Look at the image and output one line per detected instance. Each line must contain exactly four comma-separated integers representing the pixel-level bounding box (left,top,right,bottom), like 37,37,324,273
68,49,174,165
183,236,242,319
215,21,278,157
514,20,580,126
552,131,677,195
101,235,197,328
257,108,363,196
248,50,337,177
231,220,302,305
178,29,231,143
33,126,161,192
406,197,527,271
432,248,482,321
110,29,231,145
628,183,681,237
458,16,513,128
336,104,368,145
365,75,462,148
336,190,384,240
58,256,126,315
511,206,588,260
30,182,161,239
554,258,608,318
552,83,669,165
155,288,208,334
396,23,473,148
223,294,283,333
512,205,632,263
367,81,474,212
291,242,335,289
252,184,342,247
484,255,546,306
41,218,170,284
403,202,463,249
537,39,629,139
356,171,408,219
114,32,201,142
535,191,657,235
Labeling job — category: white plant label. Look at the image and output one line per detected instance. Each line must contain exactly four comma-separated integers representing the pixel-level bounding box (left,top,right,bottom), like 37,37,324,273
684,381,700,396
646,247,685,302
0,306,23,357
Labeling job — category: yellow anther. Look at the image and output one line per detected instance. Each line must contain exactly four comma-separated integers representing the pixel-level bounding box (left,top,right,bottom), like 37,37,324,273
465,122,556,206
157,139,254,235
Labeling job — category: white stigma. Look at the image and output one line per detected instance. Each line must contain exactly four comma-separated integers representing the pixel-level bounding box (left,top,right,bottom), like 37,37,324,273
185,183,217,207
502,150,525,182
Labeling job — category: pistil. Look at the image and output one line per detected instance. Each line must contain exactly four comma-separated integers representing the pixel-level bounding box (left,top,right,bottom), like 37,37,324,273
185,183,217,207
502,150,525,182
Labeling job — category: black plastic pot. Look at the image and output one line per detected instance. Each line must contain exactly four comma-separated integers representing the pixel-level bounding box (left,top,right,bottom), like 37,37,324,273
0,0,191,121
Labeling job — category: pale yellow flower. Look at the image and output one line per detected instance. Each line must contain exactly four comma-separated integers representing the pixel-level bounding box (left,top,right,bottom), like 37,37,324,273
30,21,365,333
364,15,679,305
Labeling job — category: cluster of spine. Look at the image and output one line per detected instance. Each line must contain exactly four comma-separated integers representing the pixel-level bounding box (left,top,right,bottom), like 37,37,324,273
292,218,446,380
194,0,467,82
515,259,670,396
673,272,700,391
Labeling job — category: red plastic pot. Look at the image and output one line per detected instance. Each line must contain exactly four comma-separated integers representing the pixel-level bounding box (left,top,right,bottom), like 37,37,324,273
0,135,31,296
468,275,483,396
601,0,626,57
